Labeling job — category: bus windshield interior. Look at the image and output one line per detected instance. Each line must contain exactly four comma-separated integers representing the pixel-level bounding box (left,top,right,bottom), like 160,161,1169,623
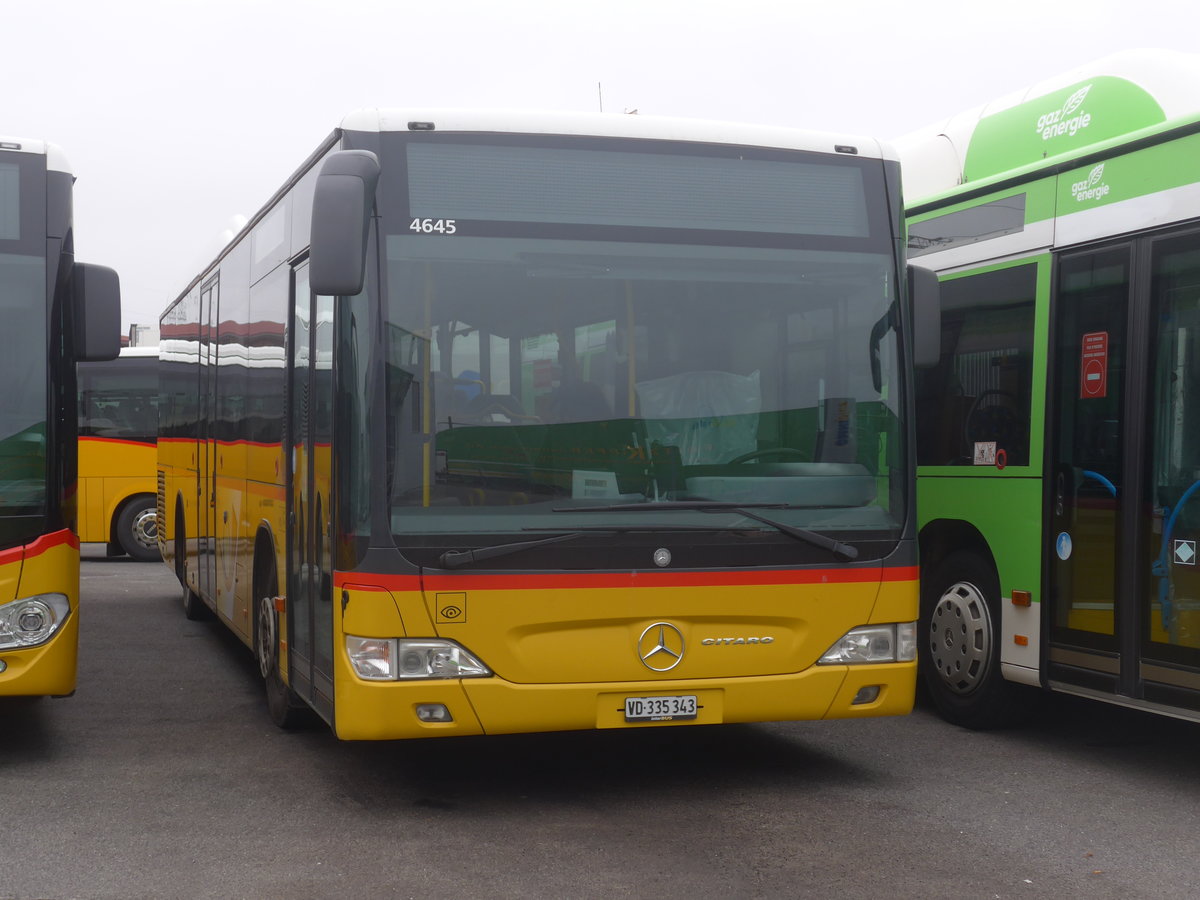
381,235,903,544
0,250,48,535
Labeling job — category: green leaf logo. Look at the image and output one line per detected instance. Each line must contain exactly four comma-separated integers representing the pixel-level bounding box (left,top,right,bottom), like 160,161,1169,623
1088,164,1105,187
1062,85,1091,117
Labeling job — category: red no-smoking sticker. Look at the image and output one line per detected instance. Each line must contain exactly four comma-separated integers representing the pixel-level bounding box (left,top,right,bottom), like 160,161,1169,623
1080,331,1108,399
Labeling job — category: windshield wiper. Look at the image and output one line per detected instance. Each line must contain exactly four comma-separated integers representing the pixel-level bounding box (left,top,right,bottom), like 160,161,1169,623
437,522,729,569
552,501,789,512
723,507,858,561
553,500,858,561
438,531,606,569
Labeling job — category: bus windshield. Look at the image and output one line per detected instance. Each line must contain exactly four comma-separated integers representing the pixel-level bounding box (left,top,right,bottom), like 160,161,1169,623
78,354,159,442
0,158,48,547
375,136,904,560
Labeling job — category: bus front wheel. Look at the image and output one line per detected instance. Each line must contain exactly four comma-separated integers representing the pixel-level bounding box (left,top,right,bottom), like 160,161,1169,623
255,573,308,730
920,551,1031,729
181,579,207,621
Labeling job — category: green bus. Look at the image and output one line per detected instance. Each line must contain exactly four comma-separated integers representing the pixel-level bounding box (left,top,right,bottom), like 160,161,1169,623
899,49,1200,727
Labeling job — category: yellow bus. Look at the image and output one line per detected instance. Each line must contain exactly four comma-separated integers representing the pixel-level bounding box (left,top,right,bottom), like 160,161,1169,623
158,110,938,739
0,135,120,697
77,347,160,561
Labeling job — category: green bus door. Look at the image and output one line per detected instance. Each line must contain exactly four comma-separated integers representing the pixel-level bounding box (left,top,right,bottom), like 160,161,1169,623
1050,232,1200,710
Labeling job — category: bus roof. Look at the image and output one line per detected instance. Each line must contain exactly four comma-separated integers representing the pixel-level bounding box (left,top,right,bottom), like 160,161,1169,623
118,346,159,359
894,49,1200,204
0,135,72,176
339,108,892,161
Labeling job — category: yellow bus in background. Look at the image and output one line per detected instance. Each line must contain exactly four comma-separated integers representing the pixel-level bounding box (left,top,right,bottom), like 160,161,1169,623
78,347,160,561
0,135,120,698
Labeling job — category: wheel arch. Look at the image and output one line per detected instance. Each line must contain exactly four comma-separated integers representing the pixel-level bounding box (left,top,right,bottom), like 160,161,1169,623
173,494,188,583
252,521,281,604
919,518,998,586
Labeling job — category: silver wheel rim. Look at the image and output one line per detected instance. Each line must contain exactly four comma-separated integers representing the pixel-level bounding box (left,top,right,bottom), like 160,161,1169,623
928,580,993,695
257,595,276,680
131,507,158,551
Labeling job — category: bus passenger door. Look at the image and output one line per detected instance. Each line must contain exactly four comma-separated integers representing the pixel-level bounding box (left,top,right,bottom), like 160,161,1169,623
1048,246,1130,692
198,277,219,604
286,262,335,721
1051,235,1200,711
1140,231,1200,705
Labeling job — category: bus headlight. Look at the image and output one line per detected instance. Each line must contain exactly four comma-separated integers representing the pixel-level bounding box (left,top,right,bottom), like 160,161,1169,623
818,622,917,665
345,636,491,681
0,593,71,650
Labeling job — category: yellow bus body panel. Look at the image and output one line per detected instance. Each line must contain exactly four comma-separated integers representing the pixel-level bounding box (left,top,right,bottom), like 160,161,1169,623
332,572,916,740
77,437,156,543
0,531,80,697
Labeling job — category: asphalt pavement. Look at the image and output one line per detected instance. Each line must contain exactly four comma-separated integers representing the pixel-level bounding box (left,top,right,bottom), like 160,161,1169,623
1,552,1199,899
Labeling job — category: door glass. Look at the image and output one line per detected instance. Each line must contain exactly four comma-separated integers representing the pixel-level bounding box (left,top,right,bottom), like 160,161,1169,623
1145,235,1200,659
200,280,219,603
310,274,335,687
915,264,1037,467
289,268,313,671
1050,248,1129,642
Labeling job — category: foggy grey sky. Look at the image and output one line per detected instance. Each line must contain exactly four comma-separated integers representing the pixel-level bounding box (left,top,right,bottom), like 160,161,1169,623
6,0,1198,330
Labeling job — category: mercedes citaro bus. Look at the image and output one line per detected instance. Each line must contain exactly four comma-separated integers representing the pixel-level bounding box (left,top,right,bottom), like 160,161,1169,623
0,135,120,698
158,109,938,739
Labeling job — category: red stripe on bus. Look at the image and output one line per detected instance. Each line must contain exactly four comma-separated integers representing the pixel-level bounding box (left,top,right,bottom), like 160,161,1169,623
0,529,79,567
80,436,156,448
334,565,918,592
157,436,283,450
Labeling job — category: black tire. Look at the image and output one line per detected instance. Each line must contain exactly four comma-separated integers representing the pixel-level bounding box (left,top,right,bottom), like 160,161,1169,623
175,505,206,619
116,496,161,562
181,578,208,620
255,567,309,730
920,551,1033,729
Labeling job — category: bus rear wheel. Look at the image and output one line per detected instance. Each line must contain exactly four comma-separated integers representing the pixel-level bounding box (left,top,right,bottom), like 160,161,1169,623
920,551,1031,729
255,573,308,730
117,496,161,562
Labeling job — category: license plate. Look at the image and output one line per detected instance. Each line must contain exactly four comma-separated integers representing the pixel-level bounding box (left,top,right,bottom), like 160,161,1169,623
624,694,698,722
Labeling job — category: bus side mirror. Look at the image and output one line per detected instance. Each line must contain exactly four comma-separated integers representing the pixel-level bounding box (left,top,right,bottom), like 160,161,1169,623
310,149,381,296
908,264,941,368
74,262,121,362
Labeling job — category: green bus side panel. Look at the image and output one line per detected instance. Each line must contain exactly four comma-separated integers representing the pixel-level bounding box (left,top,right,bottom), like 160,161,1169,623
918,474,1044,603
965,76,1165,183
1055,129,1200,212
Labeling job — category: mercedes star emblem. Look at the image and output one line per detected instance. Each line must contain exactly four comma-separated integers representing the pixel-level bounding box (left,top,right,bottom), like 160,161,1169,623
637,622,685,672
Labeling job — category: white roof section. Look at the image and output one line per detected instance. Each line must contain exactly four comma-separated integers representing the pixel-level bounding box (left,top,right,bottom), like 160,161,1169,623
895,49,1200,203
0,134,72,175
119,346,159,359
340,108,892,161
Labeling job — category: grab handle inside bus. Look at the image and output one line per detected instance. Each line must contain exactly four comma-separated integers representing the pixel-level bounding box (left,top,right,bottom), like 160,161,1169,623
73,262,121,362
310,149,381,296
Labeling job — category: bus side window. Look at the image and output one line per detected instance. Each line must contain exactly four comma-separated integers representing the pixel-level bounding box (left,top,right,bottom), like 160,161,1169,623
916,265,1037,467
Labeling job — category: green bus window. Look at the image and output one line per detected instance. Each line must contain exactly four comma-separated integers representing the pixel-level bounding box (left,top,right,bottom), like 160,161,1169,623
916,264,1037,467
907,195,1026,258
